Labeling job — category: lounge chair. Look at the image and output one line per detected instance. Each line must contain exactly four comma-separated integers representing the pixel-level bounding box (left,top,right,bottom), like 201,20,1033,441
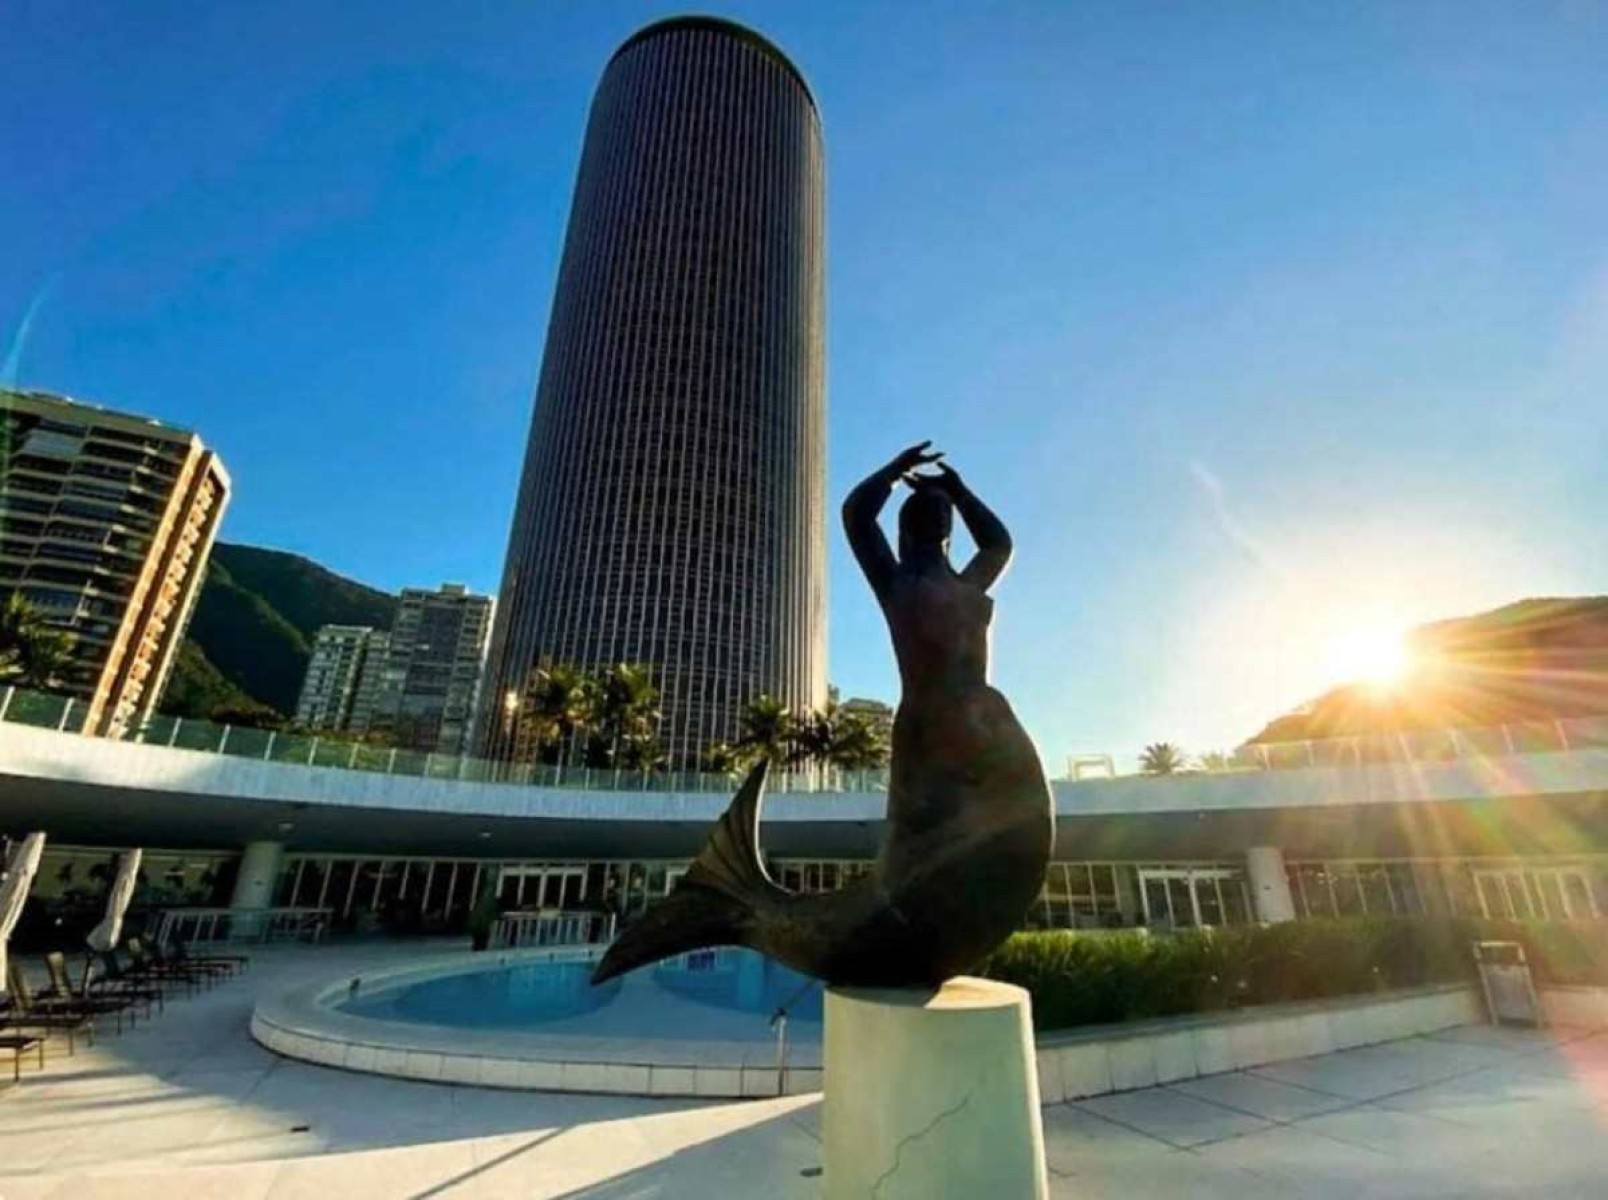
89,949,177,1007
0,1033,45,1084
108,939,202,997
130,936,231,982
43,951,152,1022
168,937,249,975
22,956,136,1032
122,940,209,993
3,964,95,1054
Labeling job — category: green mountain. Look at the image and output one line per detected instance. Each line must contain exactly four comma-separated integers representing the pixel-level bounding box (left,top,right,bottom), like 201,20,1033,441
160,543,397,720
157,640,261,720
1246,596,1608,744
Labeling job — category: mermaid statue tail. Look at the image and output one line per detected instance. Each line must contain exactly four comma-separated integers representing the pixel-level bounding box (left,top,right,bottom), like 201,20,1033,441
590,760,786,984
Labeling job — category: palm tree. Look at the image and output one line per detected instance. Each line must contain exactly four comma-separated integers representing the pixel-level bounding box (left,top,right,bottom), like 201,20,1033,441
1139,742,1186,775
0,592,76,691
791,703,835,767
509,668,555,766
615,731,666,772
736,694,799,765
521,663,598,768
1196,750,1232,772
592,663,662,769
702,741,743,775
825,707,889,772
792,699,891,783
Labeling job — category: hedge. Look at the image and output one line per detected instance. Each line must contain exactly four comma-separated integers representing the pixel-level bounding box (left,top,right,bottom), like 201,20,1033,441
980,917,1606,1032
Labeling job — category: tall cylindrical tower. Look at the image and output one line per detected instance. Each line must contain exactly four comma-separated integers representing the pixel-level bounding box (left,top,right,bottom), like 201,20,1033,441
480,17,827,765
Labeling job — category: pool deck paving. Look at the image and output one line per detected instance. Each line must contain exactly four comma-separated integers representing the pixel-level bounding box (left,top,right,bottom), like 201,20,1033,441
0,942,1603,1198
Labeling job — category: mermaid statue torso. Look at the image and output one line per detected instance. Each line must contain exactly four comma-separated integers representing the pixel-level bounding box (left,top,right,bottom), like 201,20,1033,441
593,442,1054,988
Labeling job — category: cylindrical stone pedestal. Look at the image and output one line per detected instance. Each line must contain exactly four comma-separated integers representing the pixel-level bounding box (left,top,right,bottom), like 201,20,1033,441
822,977,1048,1199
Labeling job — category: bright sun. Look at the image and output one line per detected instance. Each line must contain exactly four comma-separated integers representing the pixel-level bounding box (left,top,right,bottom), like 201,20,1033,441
1322,626,1411,688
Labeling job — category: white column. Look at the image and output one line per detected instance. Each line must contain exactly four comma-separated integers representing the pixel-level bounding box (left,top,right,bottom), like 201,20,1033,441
823,978,1048,1199
229,840,285,941
1247,845,1296,923
231,841,285,910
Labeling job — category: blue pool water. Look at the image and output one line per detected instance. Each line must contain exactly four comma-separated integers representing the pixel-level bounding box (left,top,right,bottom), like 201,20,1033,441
654,950,823,1022
342,960,621,1028
337,948,823,1031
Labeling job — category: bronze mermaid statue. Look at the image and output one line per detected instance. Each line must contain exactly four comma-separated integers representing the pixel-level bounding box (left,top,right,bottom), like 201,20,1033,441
592,442,1053,988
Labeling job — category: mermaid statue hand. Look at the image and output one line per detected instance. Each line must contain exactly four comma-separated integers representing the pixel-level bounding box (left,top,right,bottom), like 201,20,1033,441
904,460,964,494
885,440,944,481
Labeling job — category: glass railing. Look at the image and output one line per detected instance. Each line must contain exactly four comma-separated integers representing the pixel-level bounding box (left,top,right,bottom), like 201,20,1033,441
0,686,890,793
0,687,90,734
2,684,1606,792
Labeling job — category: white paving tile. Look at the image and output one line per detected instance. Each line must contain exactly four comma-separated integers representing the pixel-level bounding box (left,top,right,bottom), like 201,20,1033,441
1195,1120,1402,1192
265,1138,480,1199
1076,1087,1272,1147
1297,1101,1487,1160
1170,1070,1352,1122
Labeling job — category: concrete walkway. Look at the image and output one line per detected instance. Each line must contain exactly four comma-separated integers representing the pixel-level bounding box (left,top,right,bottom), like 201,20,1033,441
0,943,1603,1197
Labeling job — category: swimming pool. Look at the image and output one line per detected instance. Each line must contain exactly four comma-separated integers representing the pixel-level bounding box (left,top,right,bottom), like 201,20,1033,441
252,945,827,1097
338,947,823,1031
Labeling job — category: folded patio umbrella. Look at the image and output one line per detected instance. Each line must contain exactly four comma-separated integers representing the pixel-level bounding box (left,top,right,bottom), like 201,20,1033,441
0,831,47,999
86,848,142,953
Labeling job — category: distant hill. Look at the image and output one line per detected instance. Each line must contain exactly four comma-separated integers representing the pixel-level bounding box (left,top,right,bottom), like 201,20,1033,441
1246,597,1608,744
156,640,261,720
159,543,397,720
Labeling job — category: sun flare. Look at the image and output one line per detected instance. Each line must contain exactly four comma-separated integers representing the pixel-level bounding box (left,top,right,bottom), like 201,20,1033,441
1322,626,1411,688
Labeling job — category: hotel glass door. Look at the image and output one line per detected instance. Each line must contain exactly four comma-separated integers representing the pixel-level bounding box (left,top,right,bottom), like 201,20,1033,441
1475,867,1599,921
1138,869,1248,929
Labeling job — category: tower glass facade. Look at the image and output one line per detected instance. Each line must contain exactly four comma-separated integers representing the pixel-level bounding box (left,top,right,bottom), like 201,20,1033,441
480,17,827,764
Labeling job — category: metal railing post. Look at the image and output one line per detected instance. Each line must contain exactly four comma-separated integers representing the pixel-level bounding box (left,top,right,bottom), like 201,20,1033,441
775,1010,789,1096
264,730,276,760
56,698,75,731
307,737,319,765
388,747,397,774
0,686,13,723
1556,719,1571,753
348,742,359,769
169,718,182,747
217,724,230,753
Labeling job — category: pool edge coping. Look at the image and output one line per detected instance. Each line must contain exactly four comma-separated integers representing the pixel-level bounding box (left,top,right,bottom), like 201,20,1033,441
250,946,822,1100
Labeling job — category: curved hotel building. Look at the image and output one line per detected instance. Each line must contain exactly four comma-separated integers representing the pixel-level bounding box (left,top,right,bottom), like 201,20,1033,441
479,17,828,764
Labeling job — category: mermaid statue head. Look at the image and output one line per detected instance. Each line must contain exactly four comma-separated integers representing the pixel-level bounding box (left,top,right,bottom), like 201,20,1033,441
898,484,953,563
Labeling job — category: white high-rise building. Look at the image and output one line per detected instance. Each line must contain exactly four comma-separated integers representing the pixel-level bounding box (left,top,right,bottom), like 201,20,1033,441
373,584,493,755
0,388,230,736
293,626,383,732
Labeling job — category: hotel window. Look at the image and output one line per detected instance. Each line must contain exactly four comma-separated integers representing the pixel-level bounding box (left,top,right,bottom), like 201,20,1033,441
1331,867,1365,917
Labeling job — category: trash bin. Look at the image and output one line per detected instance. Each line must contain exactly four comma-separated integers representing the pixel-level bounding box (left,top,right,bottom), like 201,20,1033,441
1473,940,1543,1027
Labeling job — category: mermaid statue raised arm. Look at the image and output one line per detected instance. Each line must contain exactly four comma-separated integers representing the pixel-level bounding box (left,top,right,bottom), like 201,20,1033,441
592,443,1053,989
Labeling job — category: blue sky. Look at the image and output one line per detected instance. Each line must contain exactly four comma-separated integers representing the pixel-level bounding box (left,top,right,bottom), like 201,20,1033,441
4,2,1606,769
